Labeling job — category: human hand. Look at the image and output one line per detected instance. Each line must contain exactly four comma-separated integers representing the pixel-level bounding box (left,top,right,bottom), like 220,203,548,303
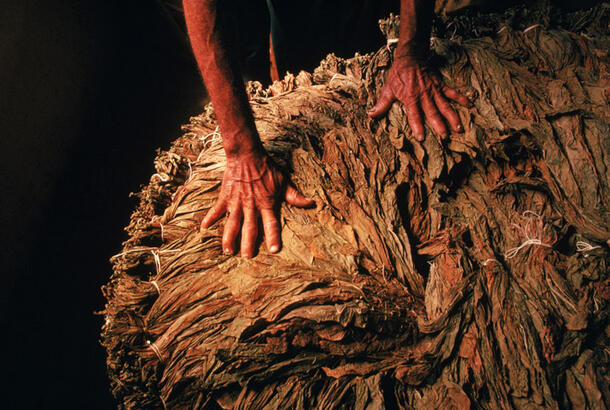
201,152,314,258
368,55,471,141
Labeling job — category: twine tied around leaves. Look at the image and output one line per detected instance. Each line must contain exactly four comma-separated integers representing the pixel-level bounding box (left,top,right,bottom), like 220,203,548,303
504,211,552,259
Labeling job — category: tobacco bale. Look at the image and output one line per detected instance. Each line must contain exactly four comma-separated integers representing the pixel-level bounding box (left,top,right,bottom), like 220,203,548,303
102,5,609,409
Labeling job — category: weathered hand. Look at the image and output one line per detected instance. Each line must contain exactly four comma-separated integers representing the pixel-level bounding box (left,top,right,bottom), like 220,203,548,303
368,56,471,141
201,152,314,258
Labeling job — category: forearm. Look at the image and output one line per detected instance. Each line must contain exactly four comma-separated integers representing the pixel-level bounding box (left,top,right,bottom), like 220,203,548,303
396,0,434,60
183,0,263,158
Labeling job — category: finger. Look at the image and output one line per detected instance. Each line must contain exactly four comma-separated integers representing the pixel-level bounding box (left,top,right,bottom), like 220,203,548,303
441,84,471,108
222,207,242,255
421,92,448,139
433,90,463,133
260,208,281,254
405,102,425,141
285,184,315,208
240,206,257,258
368,86,394,118
201,200,226,229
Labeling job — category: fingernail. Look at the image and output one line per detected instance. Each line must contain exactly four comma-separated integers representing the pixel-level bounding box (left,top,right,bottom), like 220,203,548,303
456,125,463,132
269,245,279,253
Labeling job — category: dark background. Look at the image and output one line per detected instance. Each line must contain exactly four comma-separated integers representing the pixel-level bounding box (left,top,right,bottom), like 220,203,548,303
1,1,204,408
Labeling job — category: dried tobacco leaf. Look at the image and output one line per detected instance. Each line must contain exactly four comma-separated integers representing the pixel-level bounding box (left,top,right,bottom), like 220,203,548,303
102,4,609,409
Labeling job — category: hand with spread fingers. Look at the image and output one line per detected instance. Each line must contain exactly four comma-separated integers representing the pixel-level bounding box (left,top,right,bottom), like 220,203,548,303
368,0,472,141
368,56,471,140
184,0,314,259
201,152,313,258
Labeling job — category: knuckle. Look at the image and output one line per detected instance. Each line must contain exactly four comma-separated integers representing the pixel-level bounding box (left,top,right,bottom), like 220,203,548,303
258,198,275,210
243,198,255,210
264,219,278,229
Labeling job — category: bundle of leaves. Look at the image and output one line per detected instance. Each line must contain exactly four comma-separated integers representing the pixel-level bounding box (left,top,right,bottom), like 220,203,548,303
102,4,609,409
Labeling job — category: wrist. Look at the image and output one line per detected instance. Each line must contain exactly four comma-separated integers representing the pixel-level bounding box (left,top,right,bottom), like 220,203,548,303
222,128,266,160
395,41,430,62
224,143,266,162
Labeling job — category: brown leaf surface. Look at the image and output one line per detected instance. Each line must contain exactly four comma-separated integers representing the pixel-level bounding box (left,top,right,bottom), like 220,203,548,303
102,5,609,409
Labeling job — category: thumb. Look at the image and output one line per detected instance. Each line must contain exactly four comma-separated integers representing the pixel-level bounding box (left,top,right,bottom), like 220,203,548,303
368,87,394,118
285,184,315,208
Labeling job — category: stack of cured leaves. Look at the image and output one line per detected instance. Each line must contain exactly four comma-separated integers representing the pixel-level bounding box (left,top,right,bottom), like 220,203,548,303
102,3,609,409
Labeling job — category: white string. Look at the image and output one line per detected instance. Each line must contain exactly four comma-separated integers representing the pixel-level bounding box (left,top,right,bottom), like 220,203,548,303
112,247,181,274
186,160,193,181
576,239,601,258
201,126,221,144
328,73,341,86
195,126,222,161
147,340,163,362
151,173,169,182
497,26,508,34
153,249,181,275
576,240,600,252
151,250,161,275
504,211,552,260
386,37,399,53
522,210,542,219
504,238,551,259
523,24,540,34
150,280,160,295
113,247,180,258
187,127,223,180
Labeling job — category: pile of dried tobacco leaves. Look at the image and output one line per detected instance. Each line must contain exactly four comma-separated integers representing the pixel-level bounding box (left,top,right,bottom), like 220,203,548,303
102,3,609,409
